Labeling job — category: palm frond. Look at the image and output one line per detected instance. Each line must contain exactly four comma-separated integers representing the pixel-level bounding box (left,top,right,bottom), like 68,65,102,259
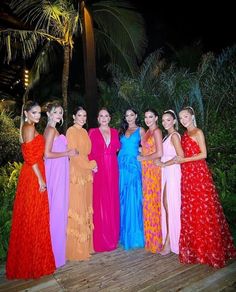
30,42,61,88
0,29,45,62
10,0,80,42
95,28,138,75
138,50,164,91
92,0,147,72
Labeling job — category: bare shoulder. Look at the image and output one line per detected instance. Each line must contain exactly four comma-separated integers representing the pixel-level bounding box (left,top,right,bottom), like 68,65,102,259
153,127,162,137
44,126,56,135
195,128,205,138
171,131,181,141
22,124,35,142
139,127,146,135
44,126,56,138
153,127,162,134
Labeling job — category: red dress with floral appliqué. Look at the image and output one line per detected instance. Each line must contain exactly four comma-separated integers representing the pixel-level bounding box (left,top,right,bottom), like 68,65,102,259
6,135,55,279
179,132,236,268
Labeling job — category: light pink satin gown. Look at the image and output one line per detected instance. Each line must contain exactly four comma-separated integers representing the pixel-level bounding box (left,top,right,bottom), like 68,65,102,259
161,132,181,254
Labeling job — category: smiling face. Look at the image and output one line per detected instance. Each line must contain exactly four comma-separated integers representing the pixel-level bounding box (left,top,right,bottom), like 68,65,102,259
162,113,176,131
24,105,41,124
98,109,111,126
179,110,193,128
144,111,158,128
73,109,87,127
125,110,137,126
48,106,63,125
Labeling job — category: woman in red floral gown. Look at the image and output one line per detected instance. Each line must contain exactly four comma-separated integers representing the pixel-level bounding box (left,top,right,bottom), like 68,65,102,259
6,101,55,279
176,106,236,268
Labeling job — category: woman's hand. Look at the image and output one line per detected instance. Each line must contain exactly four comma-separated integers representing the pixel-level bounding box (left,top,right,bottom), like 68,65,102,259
137,155,144,162
92,166,98,173
155,160,164,167
175,156,185,163
67,149,78,157
38,178,47,193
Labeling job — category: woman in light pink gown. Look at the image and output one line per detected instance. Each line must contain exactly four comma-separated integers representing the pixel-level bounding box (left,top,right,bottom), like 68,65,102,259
44,102,77,267
157,110,183,255
89,108,120,252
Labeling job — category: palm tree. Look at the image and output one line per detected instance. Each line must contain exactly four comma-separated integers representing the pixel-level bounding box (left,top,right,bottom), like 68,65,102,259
1,0,80,129
0,0,147,127
80,0,147,125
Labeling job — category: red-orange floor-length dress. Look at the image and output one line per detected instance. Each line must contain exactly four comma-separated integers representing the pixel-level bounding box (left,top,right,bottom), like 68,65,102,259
179,132,236,268
6,134,55,279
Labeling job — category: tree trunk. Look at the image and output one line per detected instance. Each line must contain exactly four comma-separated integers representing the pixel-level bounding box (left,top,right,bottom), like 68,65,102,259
62,45,70,132
82,4,98,128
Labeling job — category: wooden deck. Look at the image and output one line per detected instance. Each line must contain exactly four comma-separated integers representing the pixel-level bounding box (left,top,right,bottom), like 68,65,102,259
0,248,236,291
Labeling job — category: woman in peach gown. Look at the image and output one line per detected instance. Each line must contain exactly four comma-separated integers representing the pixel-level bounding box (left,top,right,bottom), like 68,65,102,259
66,106,97,260
138,109,163,253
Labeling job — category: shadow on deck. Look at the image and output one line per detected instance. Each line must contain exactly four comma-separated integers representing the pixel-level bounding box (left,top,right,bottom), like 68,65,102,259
0,248,236,291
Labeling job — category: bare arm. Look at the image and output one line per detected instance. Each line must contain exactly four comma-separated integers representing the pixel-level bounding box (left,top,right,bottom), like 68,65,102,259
44,127,76,159
139,127,146,140
138,128,163,161
22,125,46,192
176,129,207,163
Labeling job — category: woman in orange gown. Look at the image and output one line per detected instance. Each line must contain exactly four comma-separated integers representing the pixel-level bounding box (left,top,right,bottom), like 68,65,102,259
138,109,163,253
177,106,236,268
66,107,97,260
6,101,55,279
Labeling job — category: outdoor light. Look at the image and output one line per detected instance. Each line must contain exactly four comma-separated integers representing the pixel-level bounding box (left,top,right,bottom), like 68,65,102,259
24,69,29,88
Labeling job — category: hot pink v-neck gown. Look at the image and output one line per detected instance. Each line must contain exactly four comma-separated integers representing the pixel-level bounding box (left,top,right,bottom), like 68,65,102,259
89,128,120,252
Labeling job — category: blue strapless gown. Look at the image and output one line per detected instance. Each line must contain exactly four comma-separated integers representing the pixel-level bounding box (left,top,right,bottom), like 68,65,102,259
118,128,144,250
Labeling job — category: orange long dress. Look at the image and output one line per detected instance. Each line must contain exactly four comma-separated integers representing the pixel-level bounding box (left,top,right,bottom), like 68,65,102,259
66,126,96,260
141,131,162,253
6,134,55,279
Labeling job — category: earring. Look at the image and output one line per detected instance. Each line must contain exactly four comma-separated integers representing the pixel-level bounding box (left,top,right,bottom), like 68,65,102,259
25,117,28,122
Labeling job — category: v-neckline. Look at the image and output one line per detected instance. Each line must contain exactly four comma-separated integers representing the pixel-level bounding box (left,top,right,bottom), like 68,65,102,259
99,127,111,147
124,127,139,138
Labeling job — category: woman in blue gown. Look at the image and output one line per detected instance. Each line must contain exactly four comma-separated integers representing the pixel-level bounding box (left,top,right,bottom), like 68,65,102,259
118,109,145,250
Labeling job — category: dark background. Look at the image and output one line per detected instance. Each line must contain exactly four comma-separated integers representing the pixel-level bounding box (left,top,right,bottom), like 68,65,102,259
129,1,235,55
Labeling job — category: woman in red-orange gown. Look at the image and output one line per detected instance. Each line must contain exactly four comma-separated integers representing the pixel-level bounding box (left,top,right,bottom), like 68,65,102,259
176,106,236,268
6,101,55,279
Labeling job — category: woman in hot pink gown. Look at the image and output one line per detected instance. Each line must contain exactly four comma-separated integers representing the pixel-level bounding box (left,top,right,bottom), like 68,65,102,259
89,108,120,252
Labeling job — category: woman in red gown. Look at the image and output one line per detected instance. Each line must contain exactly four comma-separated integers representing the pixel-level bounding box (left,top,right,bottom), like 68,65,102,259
6,101,55,279
176,106,236,268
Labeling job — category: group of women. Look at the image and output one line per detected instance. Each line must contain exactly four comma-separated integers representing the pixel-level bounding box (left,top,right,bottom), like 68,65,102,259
5,101,236,280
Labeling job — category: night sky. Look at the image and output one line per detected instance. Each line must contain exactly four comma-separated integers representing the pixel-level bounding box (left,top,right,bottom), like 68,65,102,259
130,1,235,55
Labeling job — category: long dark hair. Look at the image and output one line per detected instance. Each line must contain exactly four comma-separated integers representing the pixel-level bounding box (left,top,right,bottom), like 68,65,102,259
144,108,159,117
20,100,40,143
72,106,88,128
119,108,140,136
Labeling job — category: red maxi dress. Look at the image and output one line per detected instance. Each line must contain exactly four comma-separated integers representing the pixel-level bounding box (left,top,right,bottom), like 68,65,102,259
179,132,236,268
6,134,55,279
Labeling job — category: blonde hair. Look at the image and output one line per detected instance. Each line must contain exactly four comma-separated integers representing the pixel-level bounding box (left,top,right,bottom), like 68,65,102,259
182,106,197,127
46,102,64,126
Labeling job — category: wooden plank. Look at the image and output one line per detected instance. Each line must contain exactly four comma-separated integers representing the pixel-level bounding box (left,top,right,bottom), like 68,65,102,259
181,261,236,292
0,248,235,292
